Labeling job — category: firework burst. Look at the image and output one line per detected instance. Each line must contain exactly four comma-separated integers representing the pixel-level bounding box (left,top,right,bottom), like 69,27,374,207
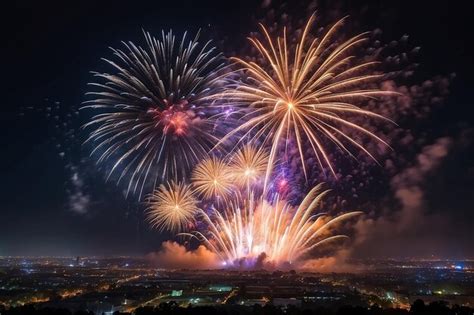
229,145,269,189
146,181,199,233
82,30,227,198
191,156,234,203
185,184,362,266
217,14,393,184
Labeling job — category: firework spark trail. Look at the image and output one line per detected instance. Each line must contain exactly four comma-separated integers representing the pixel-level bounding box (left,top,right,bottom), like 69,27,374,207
146,181,199,233
184,184,362,266
82,30,228,198
214,14,395,188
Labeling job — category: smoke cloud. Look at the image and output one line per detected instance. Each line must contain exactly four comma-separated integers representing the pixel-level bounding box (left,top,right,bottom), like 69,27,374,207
351,137,454,258
147,241,221,269
67,167,91,215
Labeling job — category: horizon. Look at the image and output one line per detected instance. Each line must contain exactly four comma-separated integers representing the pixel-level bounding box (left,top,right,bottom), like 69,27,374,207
1,0,473,267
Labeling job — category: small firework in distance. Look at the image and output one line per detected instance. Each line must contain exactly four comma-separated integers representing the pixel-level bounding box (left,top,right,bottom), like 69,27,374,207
82,30,227,198
217,14,393,183
147,181,199,233
191,157,234,203
229,145,269,188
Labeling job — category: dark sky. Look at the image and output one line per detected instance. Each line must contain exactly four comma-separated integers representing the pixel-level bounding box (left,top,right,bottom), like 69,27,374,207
1,0,473,258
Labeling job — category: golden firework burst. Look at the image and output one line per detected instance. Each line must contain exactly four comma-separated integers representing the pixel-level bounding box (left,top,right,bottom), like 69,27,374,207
229,145,269,188
147,181,199,232
191,157,234,202
216,14,393,185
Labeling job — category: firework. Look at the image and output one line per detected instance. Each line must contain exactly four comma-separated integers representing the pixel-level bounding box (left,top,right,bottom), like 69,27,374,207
217,14,393,184
147,181,199,233
185,184,362,266
228,145,269,189
191,157,234,203
82,30,227,198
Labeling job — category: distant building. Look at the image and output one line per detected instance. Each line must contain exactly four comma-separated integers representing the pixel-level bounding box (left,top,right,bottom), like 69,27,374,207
209,285,233,292
273,298,301,307
171,290,183,297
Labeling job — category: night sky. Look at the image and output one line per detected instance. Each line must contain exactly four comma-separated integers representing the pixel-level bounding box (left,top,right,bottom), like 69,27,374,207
1,0,473,259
